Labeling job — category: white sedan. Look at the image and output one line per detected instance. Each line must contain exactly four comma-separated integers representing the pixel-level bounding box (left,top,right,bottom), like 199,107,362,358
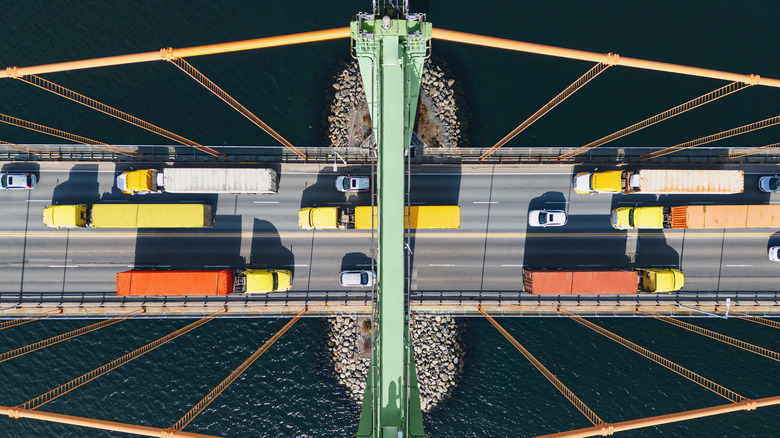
769,246,780,262
528,210,567,227
335,176,370,192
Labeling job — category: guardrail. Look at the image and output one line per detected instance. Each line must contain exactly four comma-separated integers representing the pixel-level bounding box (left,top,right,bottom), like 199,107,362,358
2,144,780,165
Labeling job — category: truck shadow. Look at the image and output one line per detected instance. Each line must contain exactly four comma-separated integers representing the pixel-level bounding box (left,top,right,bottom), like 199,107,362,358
51,164,99,205
634,229,680,268
523,192,629,269
249,219,295,275
132,214,244,269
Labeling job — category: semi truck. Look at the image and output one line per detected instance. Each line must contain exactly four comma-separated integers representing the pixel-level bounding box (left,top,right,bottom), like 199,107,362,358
573,169,744,194
522,268,684,294
116,168,278,195
298,205,460,230
611,205,780,230
43,203,214,229
116,268,292,295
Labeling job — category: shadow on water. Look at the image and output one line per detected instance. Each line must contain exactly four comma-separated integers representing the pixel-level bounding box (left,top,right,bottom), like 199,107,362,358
249,218,295,275
50,163,99,205
132,214,243,269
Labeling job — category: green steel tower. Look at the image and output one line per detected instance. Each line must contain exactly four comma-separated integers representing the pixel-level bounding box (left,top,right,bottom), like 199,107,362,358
351,3,432,438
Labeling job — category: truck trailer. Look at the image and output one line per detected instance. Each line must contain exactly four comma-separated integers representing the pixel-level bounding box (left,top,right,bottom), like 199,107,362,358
573,169,744,194
116,268,292,295
522,268,684,294
298,205,460,230
117,168,278,195
43,204,214,229
611,205,780,230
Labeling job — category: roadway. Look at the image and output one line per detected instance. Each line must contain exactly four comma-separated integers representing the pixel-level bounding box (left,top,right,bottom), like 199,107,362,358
1,161,780,300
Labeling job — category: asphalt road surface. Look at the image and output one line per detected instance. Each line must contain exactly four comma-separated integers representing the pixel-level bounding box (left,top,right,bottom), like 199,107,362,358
1,161,779,298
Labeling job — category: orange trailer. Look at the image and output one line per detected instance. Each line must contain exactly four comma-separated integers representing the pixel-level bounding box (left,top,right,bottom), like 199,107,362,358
523,269,639,295
670,205,780,229
117,270,234,296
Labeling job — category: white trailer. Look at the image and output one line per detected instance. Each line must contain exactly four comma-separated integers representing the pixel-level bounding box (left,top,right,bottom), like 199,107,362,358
117,168,278,194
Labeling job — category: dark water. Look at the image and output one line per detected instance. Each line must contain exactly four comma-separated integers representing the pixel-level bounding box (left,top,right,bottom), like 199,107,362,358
2,1,780,436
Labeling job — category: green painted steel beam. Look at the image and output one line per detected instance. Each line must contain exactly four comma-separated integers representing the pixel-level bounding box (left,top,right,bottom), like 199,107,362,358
351,12,431,438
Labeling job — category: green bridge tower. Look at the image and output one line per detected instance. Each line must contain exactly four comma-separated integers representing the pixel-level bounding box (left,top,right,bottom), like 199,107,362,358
350,4,432,438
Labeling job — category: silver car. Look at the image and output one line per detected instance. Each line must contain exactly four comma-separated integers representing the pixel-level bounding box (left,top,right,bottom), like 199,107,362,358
335,175,370,192
758,176,780,193
0,173,37,190
528,210,567,227
339,270,376,287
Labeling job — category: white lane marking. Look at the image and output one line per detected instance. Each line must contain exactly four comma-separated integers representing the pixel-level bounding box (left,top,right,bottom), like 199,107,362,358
49,265,78,268
253,201,279,204
294,264,308,267
473,201,499,204
501,264,523,267
726,264,753,267
26,200,49,202
428,264,456,267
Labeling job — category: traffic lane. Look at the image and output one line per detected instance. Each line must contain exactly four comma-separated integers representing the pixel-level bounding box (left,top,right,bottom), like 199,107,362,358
295,230,376,292
1,264,121,293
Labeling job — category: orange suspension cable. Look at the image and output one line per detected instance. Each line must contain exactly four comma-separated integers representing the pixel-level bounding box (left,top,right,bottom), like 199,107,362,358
0,309,144,364
479,62,611,162
534,395,780,438
637,309,780,363
720,142,780,160
0,405,222,438
715,309,780,329
432,29,780,87
15,75,222,158
169,306,308,432
639,114,780,161
0,113,138,157
559,308,745,403
165,55,306,160
0,309,62,331
20,309,225,411
0,28,350,79
479,307,604,426
559,82,751,160
0,140,61,158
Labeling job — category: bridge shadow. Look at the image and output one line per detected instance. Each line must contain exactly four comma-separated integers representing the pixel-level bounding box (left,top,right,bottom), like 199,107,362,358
249,218,295,276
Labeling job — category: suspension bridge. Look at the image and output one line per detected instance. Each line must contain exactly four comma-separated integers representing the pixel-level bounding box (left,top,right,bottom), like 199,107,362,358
1,1,780,437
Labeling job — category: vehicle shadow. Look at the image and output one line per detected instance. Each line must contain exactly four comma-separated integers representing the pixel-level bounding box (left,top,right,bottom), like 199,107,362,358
634,229,680,268
300,166,374,209
340,252,374,272
51,164,99,205
132,214,244,269
249,218,295,275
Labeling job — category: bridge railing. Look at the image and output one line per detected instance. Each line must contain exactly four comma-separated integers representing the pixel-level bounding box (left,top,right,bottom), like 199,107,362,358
2,144,780,164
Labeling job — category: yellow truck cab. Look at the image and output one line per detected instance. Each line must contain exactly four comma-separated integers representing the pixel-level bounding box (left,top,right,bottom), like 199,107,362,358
43,205,88,229
611,206,664,230
573,170,624,194
640,268,684,293
243,269,292,293
116,169,156,194
298,207,339,230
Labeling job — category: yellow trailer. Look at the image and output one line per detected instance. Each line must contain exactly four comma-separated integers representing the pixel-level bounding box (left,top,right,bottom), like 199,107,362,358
43,204,214,229
299,205,460,230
